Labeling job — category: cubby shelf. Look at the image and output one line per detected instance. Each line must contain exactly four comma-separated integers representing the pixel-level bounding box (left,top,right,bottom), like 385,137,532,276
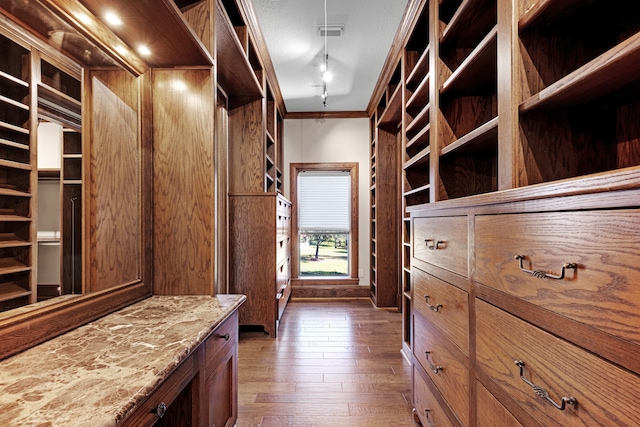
407,46,430,89
441,0,497,48
441,116,498,156
0,283,31,303
378,84,403,126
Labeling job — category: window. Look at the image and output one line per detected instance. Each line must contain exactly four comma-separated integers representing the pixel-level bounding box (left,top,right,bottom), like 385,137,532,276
290,163,359,284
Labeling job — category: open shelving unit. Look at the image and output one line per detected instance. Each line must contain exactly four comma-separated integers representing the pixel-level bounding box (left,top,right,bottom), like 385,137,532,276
0,32,33,311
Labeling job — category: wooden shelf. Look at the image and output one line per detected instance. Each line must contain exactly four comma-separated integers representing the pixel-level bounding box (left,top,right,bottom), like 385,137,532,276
441,26,497,96
406,104,430,138
405,146,431,169
0,188,31,198
518,0,584,31
0,95,29,112
0,138,29,151
404,183,431,198
0,158,31,171
441,0,496,47
519,31,640,112
0,258,31,275
216,0,263,100
407,123,430,151
0,70,28,88
406,73,430,117
0,234,30,248
378,84,403,126
406,46,430,90
441,116,498,156
0,282,30,303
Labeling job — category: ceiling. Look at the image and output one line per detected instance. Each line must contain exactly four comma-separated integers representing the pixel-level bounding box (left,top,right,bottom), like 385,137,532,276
251,0,409,113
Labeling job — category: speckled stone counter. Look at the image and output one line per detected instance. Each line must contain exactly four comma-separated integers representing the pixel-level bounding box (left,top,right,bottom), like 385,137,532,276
0,294,245,426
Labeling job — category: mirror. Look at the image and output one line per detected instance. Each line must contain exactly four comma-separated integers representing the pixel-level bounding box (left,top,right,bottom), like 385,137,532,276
0,1,152,358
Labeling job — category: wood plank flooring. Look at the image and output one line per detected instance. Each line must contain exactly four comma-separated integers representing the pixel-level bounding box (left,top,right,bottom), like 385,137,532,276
237,298,419,426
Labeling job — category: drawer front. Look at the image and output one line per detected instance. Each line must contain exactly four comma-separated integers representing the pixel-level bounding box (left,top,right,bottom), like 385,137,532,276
414,216,468,277
413,268,469,355
413,313,469,426
277,257,290,292
276,196,291,216
413,365,455,427
476,300,640,427
475,209,640,346
205,311,238,370
477,381,523,427
276,236,290,265
278,278,290,320
121,354,197,426
276,212,290,236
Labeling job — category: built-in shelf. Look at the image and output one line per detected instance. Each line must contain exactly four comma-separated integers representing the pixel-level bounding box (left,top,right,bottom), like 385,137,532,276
441,116,498,156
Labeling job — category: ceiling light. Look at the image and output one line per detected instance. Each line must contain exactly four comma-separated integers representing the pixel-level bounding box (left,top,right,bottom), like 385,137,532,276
104,11,122,27
137,45,151,56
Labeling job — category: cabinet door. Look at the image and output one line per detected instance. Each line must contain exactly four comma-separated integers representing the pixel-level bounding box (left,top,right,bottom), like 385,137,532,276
207,343,237,427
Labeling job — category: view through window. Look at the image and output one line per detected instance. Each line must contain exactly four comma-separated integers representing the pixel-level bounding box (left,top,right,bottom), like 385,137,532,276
298,171,350,276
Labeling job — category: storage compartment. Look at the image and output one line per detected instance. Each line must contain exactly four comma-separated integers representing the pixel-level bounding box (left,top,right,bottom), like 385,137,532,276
475,209,640,347
413,215,468,277
476,299,640,426
413,267,469,355
413,313,469,426
413,364,455,427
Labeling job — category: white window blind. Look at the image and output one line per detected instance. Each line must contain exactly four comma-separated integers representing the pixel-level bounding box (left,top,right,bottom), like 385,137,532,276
298,171,350,232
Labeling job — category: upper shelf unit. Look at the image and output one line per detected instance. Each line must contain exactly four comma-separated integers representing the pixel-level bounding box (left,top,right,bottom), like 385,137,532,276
216,0,263,103
0,32,33,311
437,0,498,200
516,0,640,186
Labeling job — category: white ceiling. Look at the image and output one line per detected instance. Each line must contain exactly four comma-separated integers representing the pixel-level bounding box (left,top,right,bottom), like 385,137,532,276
252,0,409,113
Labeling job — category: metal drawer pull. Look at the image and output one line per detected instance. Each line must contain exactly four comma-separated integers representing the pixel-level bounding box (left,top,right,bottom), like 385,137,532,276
220,332,230,341
515,360,577,410
425,351,443,374
424,408,435,427
514,255,576,280
151,402,167,418
425,239,443,250
424,295,442,312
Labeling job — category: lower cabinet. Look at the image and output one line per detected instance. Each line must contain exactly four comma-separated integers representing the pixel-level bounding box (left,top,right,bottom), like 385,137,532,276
121,311,239,427
229,193,292,337
410,190,640,427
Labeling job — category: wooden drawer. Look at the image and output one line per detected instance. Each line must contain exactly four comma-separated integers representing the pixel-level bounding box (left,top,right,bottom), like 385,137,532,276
414,216,468,277
477,381,522,427
276,212,290,236
276,196,291,216
277,257,290,291
476,300,640,427
278,278,290,320
413,267,469,355
121,353,197,426
276,236,290,265
205,312,238,370
413,364,455,427
475,209,640,346
413,313,469,426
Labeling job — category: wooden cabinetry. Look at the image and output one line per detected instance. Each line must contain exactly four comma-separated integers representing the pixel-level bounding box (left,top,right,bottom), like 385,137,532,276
371,0,640,425
229,194,291,337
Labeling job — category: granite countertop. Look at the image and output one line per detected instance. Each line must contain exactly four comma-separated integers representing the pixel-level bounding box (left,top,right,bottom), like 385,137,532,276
0,294,246,427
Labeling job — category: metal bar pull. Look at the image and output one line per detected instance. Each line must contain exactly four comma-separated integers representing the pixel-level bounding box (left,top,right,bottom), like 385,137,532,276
424,295,442,312
514,255,576,280
424,409,435,427
515,360,577,410
425,239,443,250
425,351,443,374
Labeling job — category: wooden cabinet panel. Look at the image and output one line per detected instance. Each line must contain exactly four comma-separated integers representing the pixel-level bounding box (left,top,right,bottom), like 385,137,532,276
413,267,469,355
476,299,640,427
476,382,522,427
206,313,238,427
413,365,455,427
414,216,468,277
229,194,291,337
413,313,469,426
475,210,640,346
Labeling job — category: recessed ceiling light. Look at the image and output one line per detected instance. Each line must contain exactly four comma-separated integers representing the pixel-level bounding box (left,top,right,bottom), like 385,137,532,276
104,11,123,27
75,12,92,26
137,45,151,56
115,45,128,55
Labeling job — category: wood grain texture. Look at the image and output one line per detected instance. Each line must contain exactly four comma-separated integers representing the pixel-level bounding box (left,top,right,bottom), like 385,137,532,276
181,0,213,56
413,215,468,278
476,300,640,427
413,313,470,426
414,365,457,427
88,70,140,292
476,382,522,427
413,267,469,355
475,209,640,347
228,99,264,193
237,298,416,426
228,193,288,337
152,68,215,295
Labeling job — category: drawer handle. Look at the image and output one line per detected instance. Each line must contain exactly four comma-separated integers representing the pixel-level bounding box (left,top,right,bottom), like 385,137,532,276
425,239,443,250
514,255,577,280
151,402,167,418
424,409,435,427
425,351,442,374
424,295,442,312
220,332,230,341
515,360,577,410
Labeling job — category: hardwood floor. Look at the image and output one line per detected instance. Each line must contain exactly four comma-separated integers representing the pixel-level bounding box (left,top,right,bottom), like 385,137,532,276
237,298,418,426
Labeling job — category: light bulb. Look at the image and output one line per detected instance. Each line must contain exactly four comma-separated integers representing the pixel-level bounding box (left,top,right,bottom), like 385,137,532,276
322,70,333,83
